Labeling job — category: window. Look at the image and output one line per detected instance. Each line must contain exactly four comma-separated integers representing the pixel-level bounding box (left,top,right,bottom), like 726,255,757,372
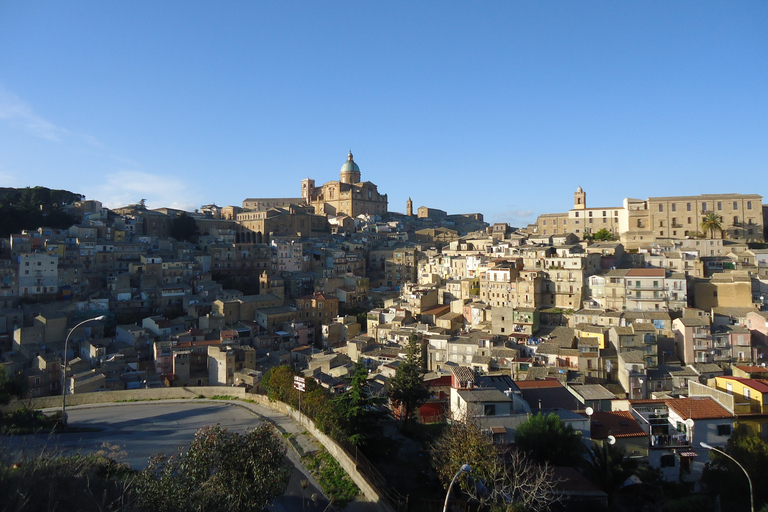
744,388,751,400
702,202,707,211
734,201,738,209
659,204,663,212
672,203,676,211
687,203,691,211
660,454,676,467
747,201,752,210
717,424,732,436
484,404,496,416
717,202,722,210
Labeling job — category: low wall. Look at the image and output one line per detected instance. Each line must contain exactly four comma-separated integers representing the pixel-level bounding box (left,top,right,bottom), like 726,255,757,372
246,394,395,512
2,387,395,512
688,381,735,411
1,386,246,412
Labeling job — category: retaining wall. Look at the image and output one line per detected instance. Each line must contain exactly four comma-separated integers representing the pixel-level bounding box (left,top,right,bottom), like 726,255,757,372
3,388,395,512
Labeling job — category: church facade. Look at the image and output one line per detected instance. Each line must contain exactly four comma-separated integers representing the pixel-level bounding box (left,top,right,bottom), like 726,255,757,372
301,152,388,218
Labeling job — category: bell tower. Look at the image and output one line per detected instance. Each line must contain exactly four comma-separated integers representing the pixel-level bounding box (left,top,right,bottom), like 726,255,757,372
574,186,586,210
406,197,413,217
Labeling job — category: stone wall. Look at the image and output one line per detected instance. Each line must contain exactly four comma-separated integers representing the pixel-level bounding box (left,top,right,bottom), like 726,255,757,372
2,387,395,512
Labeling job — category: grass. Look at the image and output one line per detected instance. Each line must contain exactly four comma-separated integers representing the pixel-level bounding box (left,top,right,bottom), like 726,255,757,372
301,449,360,508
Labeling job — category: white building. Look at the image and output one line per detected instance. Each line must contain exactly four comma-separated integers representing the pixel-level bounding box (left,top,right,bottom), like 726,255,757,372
18,252,59,296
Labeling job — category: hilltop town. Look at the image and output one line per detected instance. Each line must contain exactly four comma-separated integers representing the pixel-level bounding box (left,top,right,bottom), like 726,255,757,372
2,152,768,508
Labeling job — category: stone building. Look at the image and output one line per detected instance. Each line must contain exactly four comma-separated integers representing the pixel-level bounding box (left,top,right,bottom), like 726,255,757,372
534,188,764,246
301,152,388,218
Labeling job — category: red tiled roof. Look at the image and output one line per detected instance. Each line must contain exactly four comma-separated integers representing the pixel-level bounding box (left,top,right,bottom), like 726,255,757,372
626,268,666,277
514,379,563,389
734,364,768,374
590,411,646,439
665,396,732,420
719,376,768,394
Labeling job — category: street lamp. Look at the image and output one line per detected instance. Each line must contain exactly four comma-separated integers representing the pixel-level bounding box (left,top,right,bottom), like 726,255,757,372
61,315,106,428
443,464,471,512
700,442,753,512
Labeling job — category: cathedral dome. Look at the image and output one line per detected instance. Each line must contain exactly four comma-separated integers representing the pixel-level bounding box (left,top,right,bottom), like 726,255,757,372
340,151,360,174
340,151,361,184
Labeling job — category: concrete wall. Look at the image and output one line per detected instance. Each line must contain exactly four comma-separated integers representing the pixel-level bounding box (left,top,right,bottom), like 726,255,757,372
688,381,735,411
2,387,395,512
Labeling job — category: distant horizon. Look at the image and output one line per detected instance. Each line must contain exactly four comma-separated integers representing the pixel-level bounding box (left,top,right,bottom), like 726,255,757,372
1,2,765,226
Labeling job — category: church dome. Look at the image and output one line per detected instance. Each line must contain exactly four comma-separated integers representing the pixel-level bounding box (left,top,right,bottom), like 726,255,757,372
340,151,361,184
340,151,360,174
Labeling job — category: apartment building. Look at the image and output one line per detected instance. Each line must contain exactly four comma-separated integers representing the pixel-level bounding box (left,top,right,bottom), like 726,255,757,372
18,252,58,297
623,268,687,312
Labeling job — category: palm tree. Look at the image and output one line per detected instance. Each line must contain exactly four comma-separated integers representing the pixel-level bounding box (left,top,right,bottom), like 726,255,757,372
583,442,638,504
701,211,723,239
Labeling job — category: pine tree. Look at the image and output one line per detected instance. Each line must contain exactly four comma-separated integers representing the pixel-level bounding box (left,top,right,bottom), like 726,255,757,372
387,334,430,431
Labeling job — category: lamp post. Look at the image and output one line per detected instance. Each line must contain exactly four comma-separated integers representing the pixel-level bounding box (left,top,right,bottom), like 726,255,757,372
61,315,106,428
700,442,753,512
443,464,471,512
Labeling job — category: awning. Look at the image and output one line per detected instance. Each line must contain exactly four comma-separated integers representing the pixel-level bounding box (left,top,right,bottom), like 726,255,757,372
679,452,698,457
490,427,507,434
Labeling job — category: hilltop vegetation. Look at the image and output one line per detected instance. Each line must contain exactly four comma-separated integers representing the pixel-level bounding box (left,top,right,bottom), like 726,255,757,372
0,186,82,238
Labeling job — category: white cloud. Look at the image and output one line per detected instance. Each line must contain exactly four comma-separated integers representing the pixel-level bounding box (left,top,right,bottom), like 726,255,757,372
94,170,198,211
0,85,100,145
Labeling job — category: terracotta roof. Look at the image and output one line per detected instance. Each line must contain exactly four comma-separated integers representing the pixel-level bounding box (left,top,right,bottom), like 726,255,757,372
514,379,563,389
665,396,732,420
719,376,768,394
734,364,768,374
626,268,665,277
590,411,646,439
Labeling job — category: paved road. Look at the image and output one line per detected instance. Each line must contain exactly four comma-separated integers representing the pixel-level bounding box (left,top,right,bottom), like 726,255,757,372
1,400,334,511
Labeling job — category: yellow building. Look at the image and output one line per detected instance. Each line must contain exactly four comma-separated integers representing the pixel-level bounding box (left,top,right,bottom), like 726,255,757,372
713,376,768,415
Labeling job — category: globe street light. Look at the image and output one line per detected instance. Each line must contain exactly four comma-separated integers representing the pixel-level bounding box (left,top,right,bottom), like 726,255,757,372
61,315,106,428
443,464,471,512
700,442,753,512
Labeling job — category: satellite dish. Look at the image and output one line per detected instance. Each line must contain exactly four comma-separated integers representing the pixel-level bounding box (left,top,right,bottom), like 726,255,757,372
685,418,695,429
585,407,594,417
607,435,616,445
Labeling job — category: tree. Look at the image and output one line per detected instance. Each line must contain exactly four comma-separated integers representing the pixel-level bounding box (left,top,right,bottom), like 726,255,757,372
262,365,299,406
133,424,291,512
514,413,585,467
431,418,559,512
0,365,24,406
333,362,385,446
387,334,430,431
592,228,615,241
701,211,723,239
583,442,638,504
170,212,200,242
701,424,768,511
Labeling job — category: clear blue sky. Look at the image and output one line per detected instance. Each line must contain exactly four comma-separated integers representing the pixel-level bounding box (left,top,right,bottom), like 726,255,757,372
1,1,766,226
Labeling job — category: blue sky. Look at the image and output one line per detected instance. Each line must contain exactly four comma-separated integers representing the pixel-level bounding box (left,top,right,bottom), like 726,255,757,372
0,1,766,226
